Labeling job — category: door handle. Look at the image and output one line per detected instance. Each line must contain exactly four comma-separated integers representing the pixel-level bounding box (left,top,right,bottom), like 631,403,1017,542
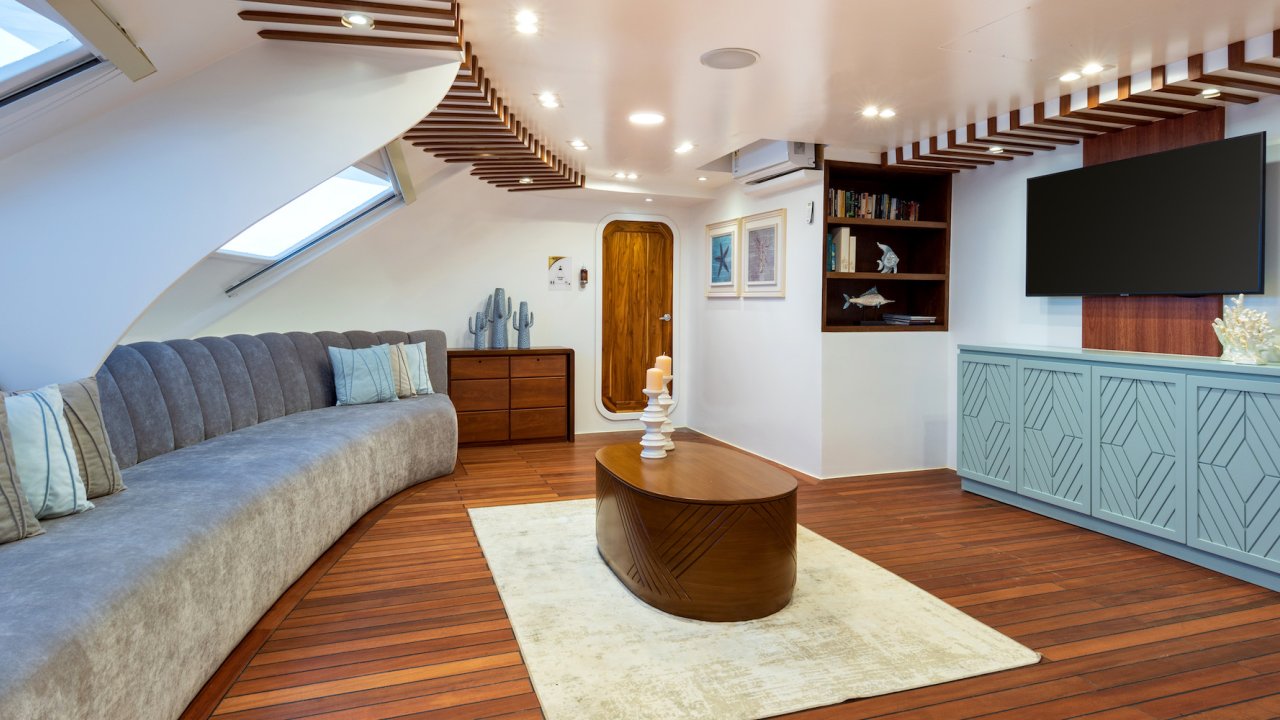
659,314,672,322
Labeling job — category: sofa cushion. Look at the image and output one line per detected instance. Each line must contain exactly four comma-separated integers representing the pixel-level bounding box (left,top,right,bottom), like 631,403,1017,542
59,378,126,499
0,393,42,544
398,341,435,395
4,386,94,519
329,345,398,406
390,343,416,399
0,394,457,720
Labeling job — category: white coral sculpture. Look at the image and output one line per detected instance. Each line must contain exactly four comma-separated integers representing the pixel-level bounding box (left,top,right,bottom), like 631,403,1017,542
1212,294,1277,365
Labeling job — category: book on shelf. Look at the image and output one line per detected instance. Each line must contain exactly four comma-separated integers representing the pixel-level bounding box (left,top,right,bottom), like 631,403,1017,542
827,188,921,221
882,313,937,325
826,227,856,272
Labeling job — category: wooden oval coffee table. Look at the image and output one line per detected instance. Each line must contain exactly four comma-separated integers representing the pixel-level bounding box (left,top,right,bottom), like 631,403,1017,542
595,442,798,622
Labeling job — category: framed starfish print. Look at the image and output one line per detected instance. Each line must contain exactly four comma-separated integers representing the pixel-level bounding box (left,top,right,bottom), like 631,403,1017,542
706,218,740,297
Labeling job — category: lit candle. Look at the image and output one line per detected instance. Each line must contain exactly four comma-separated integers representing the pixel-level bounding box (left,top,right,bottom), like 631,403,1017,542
656,354,672,376
646,367,665,392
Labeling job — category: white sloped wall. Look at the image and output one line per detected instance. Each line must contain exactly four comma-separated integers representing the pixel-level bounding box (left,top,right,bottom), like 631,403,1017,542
0,41,459,390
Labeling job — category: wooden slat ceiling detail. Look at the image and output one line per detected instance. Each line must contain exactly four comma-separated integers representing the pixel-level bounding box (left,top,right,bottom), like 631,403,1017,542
405,43,584,191
237,0,461,51
237,1,580,191
884,29,1280,173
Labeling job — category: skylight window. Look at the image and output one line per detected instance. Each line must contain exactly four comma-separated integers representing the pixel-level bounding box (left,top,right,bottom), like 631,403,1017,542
0,0,98,104
219,165,397,261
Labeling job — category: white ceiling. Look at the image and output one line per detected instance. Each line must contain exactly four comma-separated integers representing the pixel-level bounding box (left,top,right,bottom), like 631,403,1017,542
455,0,1280,196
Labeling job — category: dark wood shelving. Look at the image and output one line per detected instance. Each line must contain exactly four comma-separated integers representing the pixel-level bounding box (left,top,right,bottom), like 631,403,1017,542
825,217,948,230
822,160,952,332
825,272,946,282
827,324,944,333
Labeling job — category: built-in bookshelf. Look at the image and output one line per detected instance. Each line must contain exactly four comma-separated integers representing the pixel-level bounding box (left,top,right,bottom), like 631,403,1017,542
822,161,952,332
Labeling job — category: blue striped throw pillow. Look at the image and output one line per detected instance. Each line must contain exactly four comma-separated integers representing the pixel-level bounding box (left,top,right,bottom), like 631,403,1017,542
328,344,399,406
4,385,94,519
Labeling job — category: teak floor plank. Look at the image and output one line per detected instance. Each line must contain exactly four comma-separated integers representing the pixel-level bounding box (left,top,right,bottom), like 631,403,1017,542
183,430,1280,720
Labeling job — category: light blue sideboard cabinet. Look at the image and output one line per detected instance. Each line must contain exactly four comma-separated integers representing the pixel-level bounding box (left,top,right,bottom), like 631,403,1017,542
958,345,1280,591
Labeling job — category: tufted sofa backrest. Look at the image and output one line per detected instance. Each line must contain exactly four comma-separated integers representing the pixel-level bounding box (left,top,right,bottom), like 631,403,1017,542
95,330,448,469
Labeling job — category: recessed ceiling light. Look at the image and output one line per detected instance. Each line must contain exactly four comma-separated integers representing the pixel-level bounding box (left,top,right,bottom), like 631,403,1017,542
340,12,375,29
699,47,760,70
645,197,654,202
537,91,560,108
627,172,638,180
518,177,534,185
569,139,589,150
614,171,627,179
515,10,538,34
629,111,665,126
878,108,896,118
1201,88,1222,99
674,141,695,154
862,106,879,117
1081,62,1104,75
988,146,1004,154
698,176,708,182
1059,71,1082,82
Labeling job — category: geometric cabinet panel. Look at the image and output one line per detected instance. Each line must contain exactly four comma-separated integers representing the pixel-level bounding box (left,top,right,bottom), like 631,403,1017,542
958,354,1016,491
1189,376,1280,574
1017,360,1090,512
1093,367,1185,542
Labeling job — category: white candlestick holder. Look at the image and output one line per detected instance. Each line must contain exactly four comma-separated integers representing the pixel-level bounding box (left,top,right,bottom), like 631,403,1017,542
639,388,668,459
658,375,675,451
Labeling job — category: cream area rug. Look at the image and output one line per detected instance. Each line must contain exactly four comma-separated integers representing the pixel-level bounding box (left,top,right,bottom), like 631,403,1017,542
468,499,1040,720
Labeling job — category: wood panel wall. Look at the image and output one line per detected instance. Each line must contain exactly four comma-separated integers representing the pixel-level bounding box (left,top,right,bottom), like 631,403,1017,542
1080,107,1225,356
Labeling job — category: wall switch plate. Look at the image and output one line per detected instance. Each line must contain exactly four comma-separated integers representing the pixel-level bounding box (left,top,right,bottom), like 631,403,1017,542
806,201,815,224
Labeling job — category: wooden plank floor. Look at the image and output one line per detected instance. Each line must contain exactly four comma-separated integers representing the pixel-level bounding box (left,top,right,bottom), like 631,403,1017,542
184,430,1280,720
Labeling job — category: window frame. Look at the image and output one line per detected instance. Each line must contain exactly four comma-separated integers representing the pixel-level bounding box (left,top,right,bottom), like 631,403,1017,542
0,0,101,108
221,150,405,295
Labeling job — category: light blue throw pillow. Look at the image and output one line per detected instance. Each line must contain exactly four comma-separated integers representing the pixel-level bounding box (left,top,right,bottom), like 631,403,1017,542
4,385,94,519
398,341,434,395
329,344,399,406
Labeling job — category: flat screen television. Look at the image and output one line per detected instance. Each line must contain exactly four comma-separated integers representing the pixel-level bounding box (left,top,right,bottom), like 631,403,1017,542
1026,132,1266,296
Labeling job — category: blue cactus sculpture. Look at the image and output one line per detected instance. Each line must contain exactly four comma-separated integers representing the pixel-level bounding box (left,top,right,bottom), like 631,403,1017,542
467,312,488,350
513,301,535,349
487,288,512,349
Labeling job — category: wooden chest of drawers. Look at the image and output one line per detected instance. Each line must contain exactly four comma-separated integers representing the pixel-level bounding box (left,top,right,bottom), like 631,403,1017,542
447,347,574,445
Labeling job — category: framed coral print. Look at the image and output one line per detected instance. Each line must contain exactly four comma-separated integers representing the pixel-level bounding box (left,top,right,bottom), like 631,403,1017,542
706,219,740,297
741,209,786,297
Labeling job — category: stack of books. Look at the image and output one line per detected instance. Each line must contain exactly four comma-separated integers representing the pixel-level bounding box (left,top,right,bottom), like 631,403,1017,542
825,227,856,272
883,314,936,326
827,189,921,221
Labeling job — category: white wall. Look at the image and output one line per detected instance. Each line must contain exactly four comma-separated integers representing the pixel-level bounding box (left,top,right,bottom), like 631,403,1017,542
820,332,951,477
681,178,957,479
190,165,688,435
0,42,458,390
682,182,824,477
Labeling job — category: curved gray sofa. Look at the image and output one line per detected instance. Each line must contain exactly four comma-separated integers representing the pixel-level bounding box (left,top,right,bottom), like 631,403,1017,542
0,329,457,720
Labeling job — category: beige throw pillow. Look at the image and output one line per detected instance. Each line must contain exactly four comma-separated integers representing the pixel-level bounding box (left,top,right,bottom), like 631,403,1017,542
0,391,43,544
389,344,417,399
59,378,125,498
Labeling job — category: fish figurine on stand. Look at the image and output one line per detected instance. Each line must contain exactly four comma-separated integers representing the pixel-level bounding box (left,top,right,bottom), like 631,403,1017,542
843,286,894,310
876,243,900,273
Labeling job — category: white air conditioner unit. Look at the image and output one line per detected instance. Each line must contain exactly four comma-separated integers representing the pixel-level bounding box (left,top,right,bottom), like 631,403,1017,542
731,140,817,184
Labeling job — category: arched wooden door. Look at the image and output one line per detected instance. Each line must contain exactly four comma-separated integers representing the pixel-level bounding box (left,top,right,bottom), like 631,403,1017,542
601,220,674,414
